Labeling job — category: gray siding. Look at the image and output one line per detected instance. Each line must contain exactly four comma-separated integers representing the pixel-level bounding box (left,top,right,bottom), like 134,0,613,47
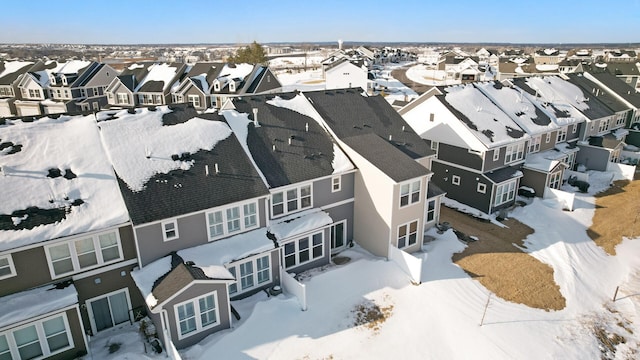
520,168,549,198
75,264,145,334
576,145,611,171
45,307,88,360
136,198,268,266
166,283,231,349
627,129,640,147
323,201,355,245
312,173,355,207
437,143,483,171
183,85,208,110
85,65,117,88
539,131,557,152
566,124,582,142
283,226,332,274
432,160,492,213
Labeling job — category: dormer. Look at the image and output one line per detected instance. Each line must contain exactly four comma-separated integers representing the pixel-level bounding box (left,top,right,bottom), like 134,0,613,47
213,79,221,92
61,74,68,86
229,78,241,93
49,74,56,85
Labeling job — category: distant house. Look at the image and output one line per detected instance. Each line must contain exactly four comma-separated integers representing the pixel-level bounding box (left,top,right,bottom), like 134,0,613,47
605,50,637,63
401,84,531,214
0,60,36,117
14,60,58,116
533,48,565,65
134,63,187,106
0,115,141,359
324,58,370,91
172,62,224,110
105,62,153,107
209,63,281,109
43,60,117,114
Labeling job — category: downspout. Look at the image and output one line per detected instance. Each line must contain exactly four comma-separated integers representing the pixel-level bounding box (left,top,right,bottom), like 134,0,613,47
161,309,171,359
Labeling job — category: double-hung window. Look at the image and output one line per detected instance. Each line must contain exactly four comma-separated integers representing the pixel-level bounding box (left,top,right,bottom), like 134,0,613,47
504,143,525,164
399,180,421,207
598,118,610,133
556,127,567,142
271,184,312,217
283,232,323,269
162,220,179,241
117,93,128,104
494,180,517,206
529,135,541,153
0,254,16,280
175,292,219,339
397,221,418,249
0,313,73,359
207,201,259,241
46,230,123,278
187,94,200,108
228,255,271,295
331,176,341,192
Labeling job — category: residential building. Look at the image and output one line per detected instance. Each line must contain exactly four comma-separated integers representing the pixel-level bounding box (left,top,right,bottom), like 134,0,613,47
105,62,153,107
0,60,35,117
324,58,370,91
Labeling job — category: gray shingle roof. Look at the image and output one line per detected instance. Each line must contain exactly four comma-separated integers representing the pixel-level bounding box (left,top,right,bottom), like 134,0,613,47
113,105,269,225
566,74,627,115
587,72,640,108
485,166,522,184
231,93,337,188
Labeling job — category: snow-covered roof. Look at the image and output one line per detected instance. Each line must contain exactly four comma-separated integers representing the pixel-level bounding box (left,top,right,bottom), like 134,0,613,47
54,60,91,75
511,77,585,127
269,208,333,240
523,150,567,172
475,82,557,135
97,107,233,192
524,76,589,112
134,63,180,92
131,256,172,308
215,63,254,89
442,84,528,147
0,60,34,79
0,284,77,329
0,115,130,252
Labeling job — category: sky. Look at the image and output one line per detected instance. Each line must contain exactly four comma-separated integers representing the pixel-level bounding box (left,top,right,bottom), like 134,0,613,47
0,0,639,45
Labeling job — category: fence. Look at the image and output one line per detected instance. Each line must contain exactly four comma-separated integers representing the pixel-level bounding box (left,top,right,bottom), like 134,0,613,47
606,162,636,181
280,269,307,311
388,244,423,284
543,187,575,211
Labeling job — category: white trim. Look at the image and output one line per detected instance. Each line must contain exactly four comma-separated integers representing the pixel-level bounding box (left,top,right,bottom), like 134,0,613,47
226,253,272,296
492,149,500,161
494,179,518,207
477,182,487,194
71,258,138,281
451,175,461,186
331,175,342,193
399,178,422,208
86,288,133,335
330,220,348,252
44,229,124,280
396,219,419,249
270,182,314,219
0,254,17,280
320,197,355,211
281,230,325,269
161,219,179,242
0,311,75,360
174,290,220,341
206,199,260,241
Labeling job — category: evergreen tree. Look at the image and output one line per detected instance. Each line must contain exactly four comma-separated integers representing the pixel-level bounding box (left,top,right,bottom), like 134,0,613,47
228,41,267,64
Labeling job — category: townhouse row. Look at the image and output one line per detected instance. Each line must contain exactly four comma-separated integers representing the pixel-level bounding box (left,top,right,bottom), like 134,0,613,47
0,60,282,118
0,88,445,358
401,72,640,214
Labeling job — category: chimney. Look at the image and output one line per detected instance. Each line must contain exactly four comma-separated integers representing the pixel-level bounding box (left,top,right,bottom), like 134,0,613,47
305,122,309,132
214,163,219,175
389,134,393,141
205,165,209,176
252,108,259,127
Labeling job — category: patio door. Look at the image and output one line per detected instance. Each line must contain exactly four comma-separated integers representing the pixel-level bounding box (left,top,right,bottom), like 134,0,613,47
330,221,346,253
87,289,131,333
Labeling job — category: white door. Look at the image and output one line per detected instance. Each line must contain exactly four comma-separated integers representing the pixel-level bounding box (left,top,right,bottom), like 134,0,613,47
87,289,132,333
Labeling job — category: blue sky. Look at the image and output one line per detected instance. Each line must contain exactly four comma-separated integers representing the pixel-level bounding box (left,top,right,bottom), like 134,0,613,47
1,0,638,44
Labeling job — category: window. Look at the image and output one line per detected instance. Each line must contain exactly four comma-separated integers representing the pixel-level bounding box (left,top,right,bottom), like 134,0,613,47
28,89,40,98
117,93,128,104
153,94,162,104
0,255,16,280
493,149,500,161
598,118,610,133
331,176,341,192
45,230,123,278
397,220,418,249
504,143,525,164
452,175,461,186
0,87,13,96
548,171,562,189
80,88,86,97
207,201,259,241
615,113,626,127
529,135,541,153
330,221,346,250
477,183,487,194
162,220,179,241
572,124,578,134
271,184,312,217
0,314,73,359
175,291,219,339
557,127,567,142
228,255,271,295
187,94,200,107
494,180,517,206
430,141,438,153
426,200,436,222
545,133,551,143
282,232,324,269
399,180,421,207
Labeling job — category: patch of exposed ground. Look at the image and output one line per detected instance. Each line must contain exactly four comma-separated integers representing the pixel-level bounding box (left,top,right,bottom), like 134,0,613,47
587,304,637,360
352,294,394,334
588,179,640,255
444,206,567,311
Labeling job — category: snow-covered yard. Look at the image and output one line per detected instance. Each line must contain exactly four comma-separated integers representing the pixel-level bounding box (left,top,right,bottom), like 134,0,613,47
89,170,640,360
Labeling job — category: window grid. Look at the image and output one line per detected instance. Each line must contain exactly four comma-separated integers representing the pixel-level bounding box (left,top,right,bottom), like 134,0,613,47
0,255,16,280
227,255,271,296
494,181,517,206
162,220,179,241
331,176,341,192
283,232,324,269
400,180,421,208
504,143,525,164
175,292,219,339
0,314,72,360
529,136,541,153
207,201,260,241
271,184,313,217
397,220,418,249
557,127,567,142
46,231,122,278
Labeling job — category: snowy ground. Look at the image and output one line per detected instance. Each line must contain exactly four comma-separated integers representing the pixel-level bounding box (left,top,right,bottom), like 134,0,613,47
405,64,452,86
90,170,640,360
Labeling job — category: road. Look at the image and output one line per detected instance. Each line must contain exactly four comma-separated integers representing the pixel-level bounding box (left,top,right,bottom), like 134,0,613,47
391,65,433,95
